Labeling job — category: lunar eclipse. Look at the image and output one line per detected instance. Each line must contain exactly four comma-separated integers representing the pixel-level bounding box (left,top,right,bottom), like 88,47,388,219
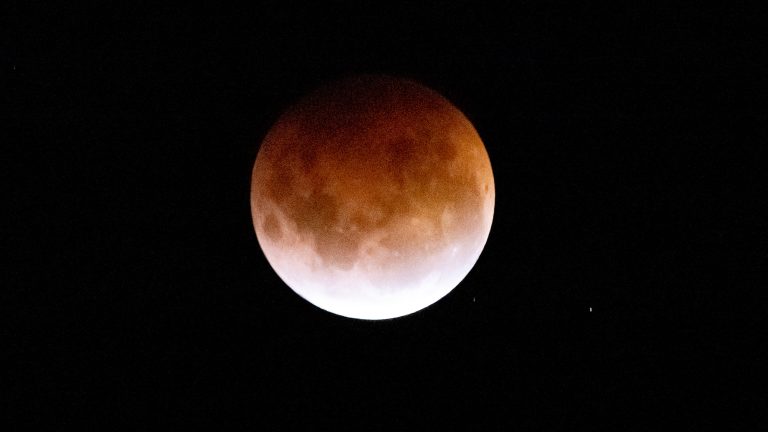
251,75,494,319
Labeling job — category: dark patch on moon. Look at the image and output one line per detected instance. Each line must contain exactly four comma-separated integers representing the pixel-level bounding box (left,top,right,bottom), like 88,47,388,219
262,213,283,242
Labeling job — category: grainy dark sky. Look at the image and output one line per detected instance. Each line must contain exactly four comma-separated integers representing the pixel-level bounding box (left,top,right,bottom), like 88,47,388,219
11,2,763,428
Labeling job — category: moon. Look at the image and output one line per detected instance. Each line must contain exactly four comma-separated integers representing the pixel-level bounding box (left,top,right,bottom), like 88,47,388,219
250,75,495,320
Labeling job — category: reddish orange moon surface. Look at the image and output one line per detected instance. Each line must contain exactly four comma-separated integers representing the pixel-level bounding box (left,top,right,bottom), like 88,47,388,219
250,75,495,319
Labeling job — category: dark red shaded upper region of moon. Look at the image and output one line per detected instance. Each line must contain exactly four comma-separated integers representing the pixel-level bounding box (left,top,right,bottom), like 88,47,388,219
251,75,494,285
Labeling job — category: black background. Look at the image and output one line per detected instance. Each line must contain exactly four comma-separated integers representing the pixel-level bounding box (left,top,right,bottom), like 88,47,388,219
10,2,765,428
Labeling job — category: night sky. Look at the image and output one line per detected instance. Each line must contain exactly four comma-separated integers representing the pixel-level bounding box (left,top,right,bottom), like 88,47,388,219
11,2,764,428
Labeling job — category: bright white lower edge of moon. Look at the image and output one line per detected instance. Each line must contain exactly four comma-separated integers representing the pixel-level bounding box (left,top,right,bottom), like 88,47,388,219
250,75,495,320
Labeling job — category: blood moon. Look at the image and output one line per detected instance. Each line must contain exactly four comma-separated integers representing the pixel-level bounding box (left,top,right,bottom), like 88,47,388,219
250,75,494,320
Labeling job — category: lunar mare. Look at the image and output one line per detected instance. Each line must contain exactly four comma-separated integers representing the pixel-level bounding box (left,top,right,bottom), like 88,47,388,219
251,75,494,319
